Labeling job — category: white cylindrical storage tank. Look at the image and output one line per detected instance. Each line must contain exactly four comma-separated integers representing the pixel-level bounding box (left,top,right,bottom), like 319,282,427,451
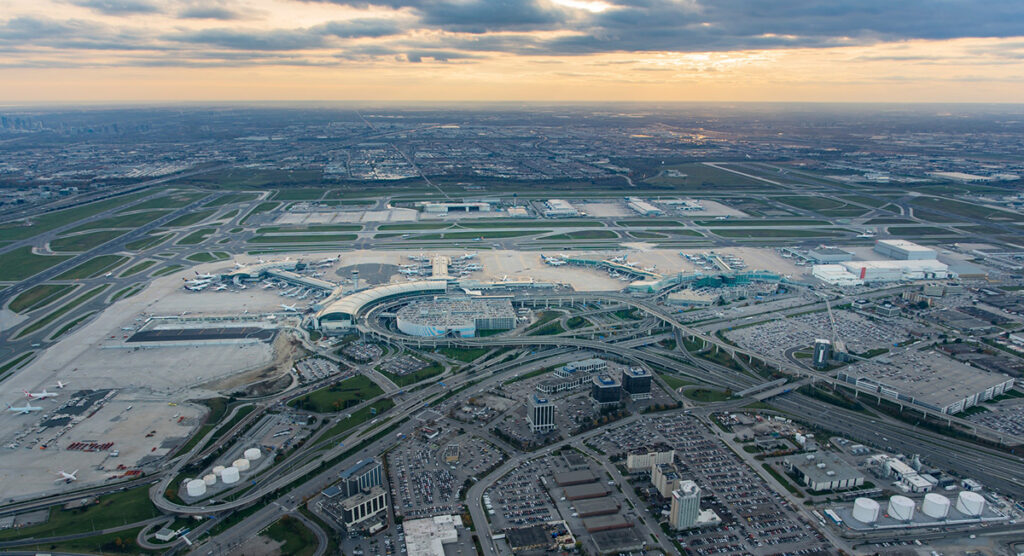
233,458,251,472
888,495,915,521
922,493,950,519
956,491,985,516
221,466,240,484
244,448,262,461
212,465,226,477
851,498,880,523
203,474,217,486
186,479,207,497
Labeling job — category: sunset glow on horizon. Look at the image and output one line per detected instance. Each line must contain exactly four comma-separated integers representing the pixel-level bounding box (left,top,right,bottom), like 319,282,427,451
2,0,1022,103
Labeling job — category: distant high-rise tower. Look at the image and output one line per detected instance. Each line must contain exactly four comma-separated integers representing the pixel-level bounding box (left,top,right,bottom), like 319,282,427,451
670,480,701,530
813,339,832,369
527,394,556,433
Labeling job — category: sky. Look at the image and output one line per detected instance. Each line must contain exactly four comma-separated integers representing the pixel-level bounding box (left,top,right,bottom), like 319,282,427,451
2,0,1023,103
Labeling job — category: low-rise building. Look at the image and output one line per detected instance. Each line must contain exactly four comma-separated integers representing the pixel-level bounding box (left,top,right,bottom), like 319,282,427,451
782,452,865,491
626,444,674,472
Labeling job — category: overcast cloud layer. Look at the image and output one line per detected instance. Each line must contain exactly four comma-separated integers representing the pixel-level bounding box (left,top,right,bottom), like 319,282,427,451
1,0,1022,67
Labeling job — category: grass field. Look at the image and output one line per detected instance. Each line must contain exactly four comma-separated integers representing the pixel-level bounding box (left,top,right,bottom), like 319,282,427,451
241,201,281,224
257,225,361,233
185,251,230,262
50,230,127,252
696,218,828,227
684,388,731,402
165,209,216,227
120,190,206,211
642,162,761,188
16,285,109,338
8,284,77,314
839,195,890,208
542,230,619,240
56,255,128,279
0,190,151,243
657,372,692,390
380,361,444,386
151,264,184,277
887,226,958,236
177,228,217,245
0,351,35,379
319,400,396,441
289,374,385,413
66,209,171,233
628,231,668,239
712,228,846,238
407,230,540,240
436,346,490,362
204,192,261,207
273,188,328,200
119,260,157,277
864,217,915,225
125,232,171,251
913,196,1024,222
0,484,158,541
248,233,358,243
0,248,70,281
51,311,96,339
263,516,318,556
616,219,686,227
774,195,846,211
110,284,145,302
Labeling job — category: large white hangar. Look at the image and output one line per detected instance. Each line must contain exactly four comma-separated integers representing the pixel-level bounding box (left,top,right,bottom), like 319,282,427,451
396,297,516,337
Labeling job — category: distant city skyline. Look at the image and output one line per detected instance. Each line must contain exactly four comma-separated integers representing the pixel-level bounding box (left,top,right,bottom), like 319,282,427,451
1,0,1023,103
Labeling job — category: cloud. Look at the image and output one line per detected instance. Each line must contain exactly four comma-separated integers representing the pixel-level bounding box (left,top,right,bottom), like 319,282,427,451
178,6,245,20
301,0,568,33
66,0,162,15
317,18,405,38
166,28,326,50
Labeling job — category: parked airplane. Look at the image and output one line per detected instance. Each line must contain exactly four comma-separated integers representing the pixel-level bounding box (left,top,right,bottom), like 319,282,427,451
54,469,78,483
459,252,477,260
214,284,228,291
184,283,209,291
281,304,299,312
7,403,43,414
316,255,340,265
54,381,69,389
194,272,216,280
24,389,58,400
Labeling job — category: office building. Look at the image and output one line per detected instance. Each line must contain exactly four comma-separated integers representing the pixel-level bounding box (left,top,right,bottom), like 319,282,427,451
338,458,383,498
591,375,622,407
340,486,387,527
669,481,701,530
813,339,832,369
621,367,653,400
652,463,683,498
527,394,556,433
626,444,674,472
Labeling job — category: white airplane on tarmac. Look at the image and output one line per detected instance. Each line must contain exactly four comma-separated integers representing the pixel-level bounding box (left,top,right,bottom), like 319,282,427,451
23,389,58,400
7,403,43,414
54,469,78,483
281,304,299,312
194,271,216,280
54,381,69,389
214,284,228,291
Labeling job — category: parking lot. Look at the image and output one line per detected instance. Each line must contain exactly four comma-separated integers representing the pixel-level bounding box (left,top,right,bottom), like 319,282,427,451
588,415,830,555
726,308,921,361
484,457,560,529
380,354,428,377
293,356,349,383
387,431,504,520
